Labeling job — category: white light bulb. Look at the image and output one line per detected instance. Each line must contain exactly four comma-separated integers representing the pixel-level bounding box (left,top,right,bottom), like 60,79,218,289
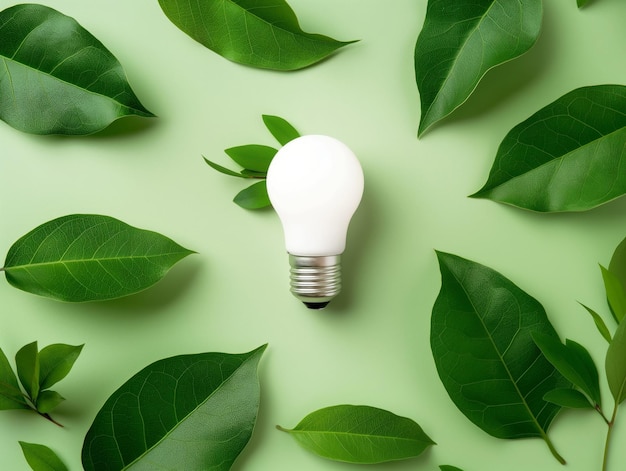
266,135,364,309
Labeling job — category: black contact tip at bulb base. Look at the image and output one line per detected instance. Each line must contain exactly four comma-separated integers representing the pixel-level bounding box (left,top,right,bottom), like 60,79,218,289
303,301,331,310
289,254,341,310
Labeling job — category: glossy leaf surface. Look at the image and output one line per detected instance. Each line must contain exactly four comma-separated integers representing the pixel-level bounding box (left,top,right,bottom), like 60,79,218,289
225,145,277,173
606,317,626,404
234,181,271,209
472,85,626,211
278,405,434,464
0,4,154,135
158,0,355,71
532,333,601,406
0,348,28,410
82,345,266,471
20,442,68,471
414,0,542,136
39,344,84,391
3,214,193,302
432,252,569,447
544,388,593,409
263,115,300,145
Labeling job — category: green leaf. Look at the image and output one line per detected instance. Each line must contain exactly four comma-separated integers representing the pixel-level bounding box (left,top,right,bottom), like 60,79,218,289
39,344,83,390
601,265,626,322
241,169,268,178
203,157,247,178
36,390,65,414
158,0,355,71
440,467,465,471
544,389,593,409
471,85,626,211
577,0,590,7
225,145,277,173
0,348,29,410
15,342,40,403
3,214,194,302
432,251,569,462
278,405,434,464
0,4,154,135
606,317,626,404
82,345,267,471
234,181,272,209
579,303,612,343
414,0,542,136
19,442,69,471
532,333,601,407
262,115,301,145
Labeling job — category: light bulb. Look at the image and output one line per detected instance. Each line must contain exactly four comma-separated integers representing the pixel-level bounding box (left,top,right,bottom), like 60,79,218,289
266,135,364,309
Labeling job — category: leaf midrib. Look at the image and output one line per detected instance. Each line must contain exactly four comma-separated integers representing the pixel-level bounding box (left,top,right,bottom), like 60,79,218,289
4,252,189,272
448,264,549,438
121,354,258,470
286,428,427,444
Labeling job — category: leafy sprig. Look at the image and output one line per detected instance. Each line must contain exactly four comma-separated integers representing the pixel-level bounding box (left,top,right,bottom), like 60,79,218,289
0,342,83,426
204,115,300,209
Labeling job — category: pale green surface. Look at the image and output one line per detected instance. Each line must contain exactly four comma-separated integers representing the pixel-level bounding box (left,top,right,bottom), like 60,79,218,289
1,1,626,470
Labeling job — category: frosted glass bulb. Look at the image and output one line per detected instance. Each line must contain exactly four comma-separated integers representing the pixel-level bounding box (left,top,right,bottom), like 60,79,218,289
266,135,364,309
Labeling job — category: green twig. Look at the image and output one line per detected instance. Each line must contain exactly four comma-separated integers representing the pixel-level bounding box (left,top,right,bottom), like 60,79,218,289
38,411,63,428
602,403,618,471
544,434,566,465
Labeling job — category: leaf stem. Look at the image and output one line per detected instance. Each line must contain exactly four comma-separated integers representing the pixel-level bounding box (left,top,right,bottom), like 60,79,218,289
38,411,63,428
543,434,566,465
602,403,618,471
596,404,611,425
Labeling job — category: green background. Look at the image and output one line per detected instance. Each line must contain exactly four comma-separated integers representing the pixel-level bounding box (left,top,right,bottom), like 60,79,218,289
2,0,626,469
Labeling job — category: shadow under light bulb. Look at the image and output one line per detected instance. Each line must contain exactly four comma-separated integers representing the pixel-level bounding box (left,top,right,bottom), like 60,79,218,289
266,135,364,309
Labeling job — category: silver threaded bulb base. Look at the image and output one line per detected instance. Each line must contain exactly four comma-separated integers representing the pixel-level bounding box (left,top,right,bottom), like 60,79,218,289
288,254,341,309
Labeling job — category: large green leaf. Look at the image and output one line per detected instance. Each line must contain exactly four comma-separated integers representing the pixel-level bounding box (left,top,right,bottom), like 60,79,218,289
414,0,542,136
82,345,266,471
278,405,434,464
158,0,355,71
2,214,194,302
471,85,626,211
606,317,626,404
20,442,69,471
432,252,569,462
0,4,154,135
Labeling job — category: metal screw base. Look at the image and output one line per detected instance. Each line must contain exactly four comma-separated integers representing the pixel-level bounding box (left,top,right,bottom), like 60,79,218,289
289,255,341,309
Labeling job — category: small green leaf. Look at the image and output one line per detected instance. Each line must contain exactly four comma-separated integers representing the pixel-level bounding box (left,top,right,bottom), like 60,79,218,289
432,251,569,463
3,214,194,302
414,0,542,136
278,405,434,464
544,388,594,409
0,4,154,135
82,345,267,471
225,145,277,173
601,265,626,322
19,442,68,471
203,157,247,178
16,342,40,403
609,235,626,301
38,344,83,391
532,333,601,407
262,115,301,145
158,0,355,71
234,181,272,210
0,348,29,410
471,85,626,211
606,317,626,404
36,390,65,414
579,303,612,343
440,466,465,471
